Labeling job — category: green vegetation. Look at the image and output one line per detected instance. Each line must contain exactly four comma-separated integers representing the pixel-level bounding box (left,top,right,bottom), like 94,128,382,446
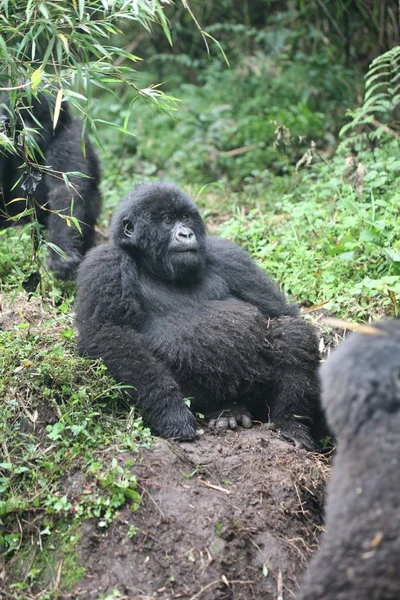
1,1,400,596
0,299,150,595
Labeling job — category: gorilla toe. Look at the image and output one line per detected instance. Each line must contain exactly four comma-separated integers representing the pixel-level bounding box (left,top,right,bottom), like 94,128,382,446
208,405,253,431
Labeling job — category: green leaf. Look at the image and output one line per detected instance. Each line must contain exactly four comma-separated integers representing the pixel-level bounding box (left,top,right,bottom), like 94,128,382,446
31,68,43,91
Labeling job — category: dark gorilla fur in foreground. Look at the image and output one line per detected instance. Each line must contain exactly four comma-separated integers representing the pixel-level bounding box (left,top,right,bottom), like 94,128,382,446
297,319,400,600
0,92,101,280
75,182,323,448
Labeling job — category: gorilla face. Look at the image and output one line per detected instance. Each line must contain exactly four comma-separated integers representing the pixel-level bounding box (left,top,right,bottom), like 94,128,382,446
113,182,207,283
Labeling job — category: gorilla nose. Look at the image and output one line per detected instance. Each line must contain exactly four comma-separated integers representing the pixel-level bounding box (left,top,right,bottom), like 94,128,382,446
173,225,198,250
176,226,194,242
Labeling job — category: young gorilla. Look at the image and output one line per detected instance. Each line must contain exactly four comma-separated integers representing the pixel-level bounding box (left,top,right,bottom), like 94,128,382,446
75,182,322,448
297,320,400,600
0,92,101,280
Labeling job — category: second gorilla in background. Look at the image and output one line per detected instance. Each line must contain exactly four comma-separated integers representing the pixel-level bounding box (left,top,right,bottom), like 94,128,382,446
75,182,323,448
0,92,101,280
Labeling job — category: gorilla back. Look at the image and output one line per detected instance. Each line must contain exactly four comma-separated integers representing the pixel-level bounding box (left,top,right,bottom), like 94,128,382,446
296,320,400,600
75,182,323,448
0,92,101,280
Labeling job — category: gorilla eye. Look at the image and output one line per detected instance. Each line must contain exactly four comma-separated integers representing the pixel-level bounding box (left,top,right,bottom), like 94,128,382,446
122,217,134,238
182,214,190,222
163,215,174,224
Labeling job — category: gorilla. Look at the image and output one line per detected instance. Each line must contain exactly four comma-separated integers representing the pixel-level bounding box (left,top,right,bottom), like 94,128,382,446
0,91,101,280
296,319,400,600
75,182,323,448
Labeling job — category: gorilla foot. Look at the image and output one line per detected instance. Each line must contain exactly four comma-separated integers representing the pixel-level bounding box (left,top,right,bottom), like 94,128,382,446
207,405,253,431
263,419,314,450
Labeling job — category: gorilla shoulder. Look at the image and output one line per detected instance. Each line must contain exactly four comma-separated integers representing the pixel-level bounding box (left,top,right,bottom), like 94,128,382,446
206,236,299,318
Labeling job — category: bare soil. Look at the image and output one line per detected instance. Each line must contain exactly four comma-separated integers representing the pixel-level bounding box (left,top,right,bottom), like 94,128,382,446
71,429,328,600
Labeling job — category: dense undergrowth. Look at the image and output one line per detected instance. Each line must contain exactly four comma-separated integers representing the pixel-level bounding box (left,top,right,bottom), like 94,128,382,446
1,4,400,597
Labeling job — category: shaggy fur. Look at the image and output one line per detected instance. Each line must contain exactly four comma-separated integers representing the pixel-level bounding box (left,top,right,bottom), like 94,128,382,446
75,182,322,447
297,319,400,600
0,92,101,280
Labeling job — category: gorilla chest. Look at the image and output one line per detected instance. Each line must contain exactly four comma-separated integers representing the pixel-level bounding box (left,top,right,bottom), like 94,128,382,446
138,271,230,321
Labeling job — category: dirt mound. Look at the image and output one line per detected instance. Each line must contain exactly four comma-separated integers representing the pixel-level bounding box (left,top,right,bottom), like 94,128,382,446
72,428,327,600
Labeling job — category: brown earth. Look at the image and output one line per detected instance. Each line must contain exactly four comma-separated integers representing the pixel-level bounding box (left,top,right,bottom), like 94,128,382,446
70,429,328,600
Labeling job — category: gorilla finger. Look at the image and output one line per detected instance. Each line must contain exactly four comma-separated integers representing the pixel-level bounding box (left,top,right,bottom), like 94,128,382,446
228,416,237,430
208,418,216,429
241,415,253,429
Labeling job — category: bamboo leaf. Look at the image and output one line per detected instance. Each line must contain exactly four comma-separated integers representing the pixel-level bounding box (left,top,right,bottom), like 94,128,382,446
31,68,43,91
53,87,63,132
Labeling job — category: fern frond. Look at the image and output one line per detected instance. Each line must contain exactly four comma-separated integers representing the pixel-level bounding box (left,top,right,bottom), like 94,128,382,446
341,46,400,145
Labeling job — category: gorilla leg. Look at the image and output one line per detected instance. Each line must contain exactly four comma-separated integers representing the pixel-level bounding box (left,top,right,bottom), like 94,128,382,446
257,316,321,449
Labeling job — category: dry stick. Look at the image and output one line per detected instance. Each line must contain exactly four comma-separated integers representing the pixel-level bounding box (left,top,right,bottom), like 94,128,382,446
322,317,388,336
137,482,165,519
188,578,255,600
198,479,231,495
221,144,258,157
188,579,221,600
293,482,308,518
277,569,284,600
54,559,64,590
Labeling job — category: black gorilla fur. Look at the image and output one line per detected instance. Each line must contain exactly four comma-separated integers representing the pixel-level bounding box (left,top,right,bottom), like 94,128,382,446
0,92,101,280
75,182,323,448
297,319,400,600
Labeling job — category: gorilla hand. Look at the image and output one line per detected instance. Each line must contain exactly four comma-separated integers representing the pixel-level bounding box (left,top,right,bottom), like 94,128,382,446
150,397,198,441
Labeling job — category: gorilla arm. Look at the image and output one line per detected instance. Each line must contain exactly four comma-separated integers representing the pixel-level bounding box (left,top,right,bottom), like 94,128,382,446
206,237,298,318
75,245,197,439
207,237,321,449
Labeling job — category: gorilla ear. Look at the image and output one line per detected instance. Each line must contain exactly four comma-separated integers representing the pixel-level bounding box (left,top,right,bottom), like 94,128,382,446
122,217,134,238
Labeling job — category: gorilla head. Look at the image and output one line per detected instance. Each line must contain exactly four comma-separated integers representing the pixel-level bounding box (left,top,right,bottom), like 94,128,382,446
320,319,400,437
112,182,207,284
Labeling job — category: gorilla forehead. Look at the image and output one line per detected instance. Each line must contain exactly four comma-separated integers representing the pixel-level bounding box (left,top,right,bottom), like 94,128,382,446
115,182,198,221
321,319,400,414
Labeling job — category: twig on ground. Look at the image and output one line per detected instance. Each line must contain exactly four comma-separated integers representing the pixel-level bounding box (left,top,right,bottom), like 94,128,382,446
198,479,231,494
277,569,284,600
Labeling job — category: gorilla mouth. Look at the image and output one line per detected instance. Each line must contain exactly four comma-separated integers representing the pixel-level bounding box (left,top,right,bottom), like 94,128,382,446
173,247,198,253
